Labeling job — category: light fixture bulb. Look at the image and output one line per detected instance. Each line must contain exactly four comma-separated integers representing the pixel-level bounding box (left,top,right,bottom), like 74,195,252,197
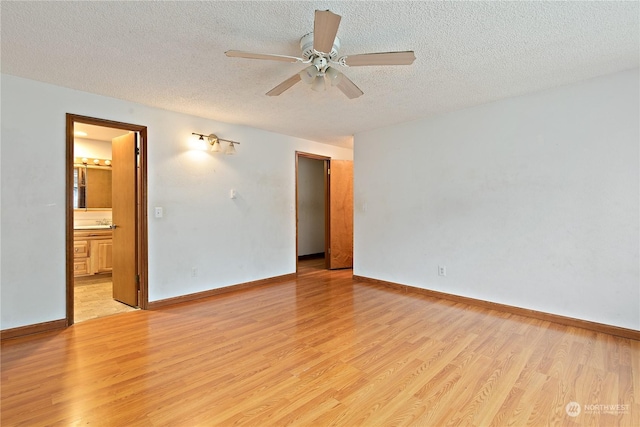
325,66,343,86
208,134,221,152
300,65,318,84
93,159,100,165
225,142,236,155
105,160,111,166
311,75,326,92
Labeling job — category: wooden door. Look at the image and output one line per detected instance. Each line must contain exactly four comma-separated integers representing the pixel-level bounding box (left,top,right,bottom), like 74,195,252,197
111,133,138,306
328,160,353,269
85,168,112,208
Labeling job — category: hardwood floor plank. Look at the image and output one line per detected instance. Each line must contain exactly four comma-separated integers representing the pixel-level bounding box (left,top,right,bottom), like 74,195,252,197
2,260,638,426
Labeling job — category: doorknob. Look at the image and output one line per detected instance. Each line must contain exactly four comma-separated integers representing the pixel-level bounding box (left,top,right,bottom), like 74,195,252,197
110,224,118,229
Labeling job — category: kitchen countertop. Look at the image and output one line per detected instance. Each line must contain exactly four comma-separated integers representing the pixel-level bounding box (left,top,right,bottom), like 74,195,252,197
74,225,112,230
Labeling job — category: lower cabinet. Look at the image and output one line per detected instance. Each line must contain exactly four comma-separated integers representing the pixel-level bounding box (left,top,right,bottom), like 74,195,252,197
74,257,90,276
73,240,90,275
73,230,113,277
92,239,113,274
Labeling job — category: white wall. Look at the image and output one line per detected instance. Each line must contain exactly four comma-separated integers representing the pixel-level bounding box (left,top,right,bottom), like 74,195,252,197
297,156,325,256
0,74,352,330
354,69,639,330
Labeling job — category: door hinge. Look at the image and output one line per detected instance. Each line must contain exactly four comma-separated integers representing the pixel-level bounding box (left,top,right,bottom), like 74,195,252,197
327,168,331,175
136,274,140,287
136,147,140,156
328,247,331,254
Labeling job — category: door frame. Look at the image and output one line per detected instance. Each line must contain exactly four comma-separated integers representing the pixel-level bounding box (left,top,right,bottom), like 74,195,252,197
295,151,330,270
65,114,148,325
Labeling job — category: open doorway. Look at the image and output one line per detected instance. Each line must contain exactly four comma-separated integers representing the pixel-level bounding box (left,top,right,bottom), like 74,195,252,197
295,151,353,271
66,114,148,325
296,153,329,269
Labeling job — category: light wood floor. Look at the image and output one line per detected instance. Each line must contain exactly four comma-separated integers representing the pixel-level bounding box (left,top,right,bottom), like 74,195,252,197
74,274,138,323
2,259,639,426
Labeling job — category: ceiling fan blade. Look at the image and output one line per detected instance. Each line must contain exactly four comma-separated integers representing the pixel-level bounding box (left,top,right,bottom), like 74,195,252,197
343,51,416,66
266,73,302,96
225,50,303,63
336,74,363,99
313,10,341,54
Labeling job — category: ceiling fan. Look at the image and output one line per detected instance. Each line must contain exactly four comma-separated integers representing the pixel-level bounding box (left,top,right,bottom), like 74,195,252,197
225,10,415,99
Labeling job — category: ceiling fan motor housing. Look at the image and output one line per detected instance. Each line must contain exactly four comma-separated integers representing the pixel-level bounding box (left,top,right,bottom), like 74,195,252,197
300,32,340,61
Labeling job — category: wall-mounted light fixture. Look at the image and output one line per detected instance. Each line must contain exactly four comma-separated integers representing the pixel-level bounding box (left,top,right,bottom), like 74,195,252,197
75,157,112,167
192,133,240,155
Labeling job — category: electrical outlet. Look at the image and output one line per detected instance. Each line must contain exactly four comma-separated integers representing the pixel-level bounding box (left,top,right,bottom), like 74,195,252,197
438,265,447,277
191,267,198,278
154,207,163,218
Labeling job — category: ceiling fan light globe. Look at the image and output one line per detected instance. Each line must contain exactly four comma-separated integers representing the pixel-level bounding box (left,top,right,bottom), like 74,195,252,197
325,66,343,86
311,75,326,92
300,65,318,84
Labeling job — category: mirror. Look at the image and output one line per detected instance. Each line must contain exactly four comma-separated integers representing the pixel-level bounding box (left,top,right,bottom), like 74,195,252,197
74,165,112,209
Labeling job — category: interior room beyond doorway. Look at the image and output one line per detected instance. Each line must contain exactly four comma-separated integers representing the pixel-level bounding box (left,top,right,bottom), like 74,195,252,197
72,122,137,322
297,155,327,266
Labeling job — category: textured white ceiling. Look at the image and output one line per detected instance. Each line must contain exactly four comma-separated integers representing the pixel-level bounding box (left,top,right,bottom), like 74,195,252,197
2,1,638,148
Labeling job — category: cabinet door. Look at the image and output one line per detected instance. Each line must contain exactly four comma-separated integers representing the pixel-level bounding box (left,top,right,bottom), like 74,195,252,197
92,239,113,273
74,241,89,258
74,258,90,276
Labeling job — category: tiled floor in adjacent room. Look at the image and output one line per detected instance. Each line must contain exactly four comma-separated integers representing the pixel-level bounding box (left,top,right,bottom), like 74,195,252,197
74,275,137,322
